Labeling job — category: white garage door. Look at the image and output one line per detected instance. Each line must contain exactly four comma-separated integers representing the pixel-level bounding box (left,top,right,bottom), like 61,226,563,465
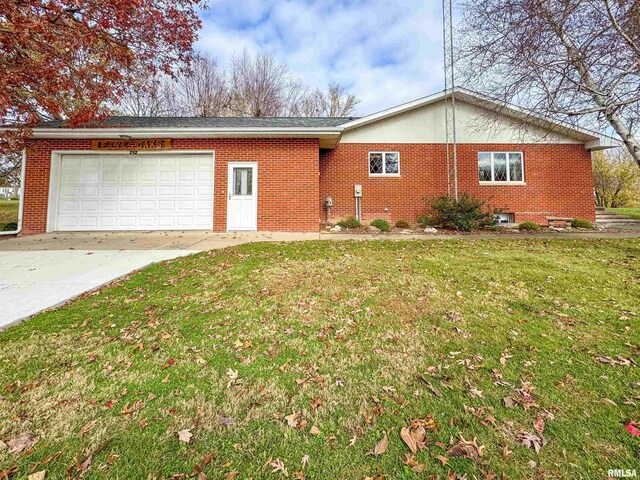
55,154,214,231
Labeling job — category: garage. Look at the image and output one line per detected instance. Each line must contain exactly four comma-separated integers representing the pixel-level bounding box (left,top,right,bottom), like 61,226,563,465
50,153,214,231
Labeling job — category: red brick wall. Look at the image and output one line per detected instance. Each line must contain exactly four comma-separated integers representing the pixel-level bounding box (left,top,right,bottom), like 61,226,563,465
22,138,319,235
319,143,595,225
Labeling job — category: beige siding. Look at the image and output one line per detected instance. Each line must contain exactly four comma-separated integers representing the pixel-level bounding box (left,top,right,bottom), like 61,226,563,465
341,100,583,144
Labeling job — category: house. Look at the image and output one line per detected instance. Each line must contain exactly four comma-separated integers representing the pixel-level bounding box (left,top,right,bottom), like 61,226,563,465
17,88,612,235
0,187,16,198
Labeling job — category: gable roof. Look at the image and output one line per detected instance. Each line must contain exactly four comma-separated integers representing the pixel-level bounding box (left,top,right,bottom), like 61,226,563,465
340,87,617,149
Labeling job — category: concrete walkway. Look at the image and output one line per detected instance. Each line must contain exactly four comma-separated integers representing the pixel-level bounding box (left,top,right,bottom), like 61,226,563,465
1,229,638,329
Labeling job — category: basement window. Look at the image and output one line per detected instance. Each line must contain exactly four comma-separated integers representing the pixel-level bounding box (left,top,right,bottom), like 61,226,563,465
478,152,524,184
369,152,400,176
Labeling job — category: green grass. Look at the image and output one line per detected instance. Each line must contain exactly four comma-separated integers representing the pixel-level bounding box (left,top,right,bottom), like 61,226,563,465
0,199,19,231
1,239,639,479
607,207,640,219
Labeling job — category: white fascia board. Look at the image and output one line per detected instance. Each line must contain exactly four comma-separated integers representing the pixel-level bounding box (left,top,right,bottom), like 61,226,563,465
29,127,344,139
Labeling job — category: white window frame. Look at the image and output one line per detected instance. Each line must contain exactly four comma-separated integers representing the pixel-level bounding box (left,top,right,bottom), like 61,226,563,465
369,151,401,177
478,151,525,185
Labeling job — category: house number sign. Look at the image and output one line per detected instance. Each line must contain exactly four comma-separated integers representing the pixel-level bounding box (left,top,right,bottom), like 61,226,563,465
92,139,172,154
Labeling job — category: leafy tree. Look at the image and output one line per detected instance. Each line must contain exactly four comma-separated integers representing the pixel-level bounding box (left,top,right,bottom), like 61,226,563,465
458,0,640,167
593,150,640,207
1,0,204,150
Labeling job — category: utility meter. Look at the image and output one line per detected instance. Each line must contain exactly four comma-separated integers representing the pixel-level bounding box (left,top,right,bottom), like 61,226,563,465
354,184,363,198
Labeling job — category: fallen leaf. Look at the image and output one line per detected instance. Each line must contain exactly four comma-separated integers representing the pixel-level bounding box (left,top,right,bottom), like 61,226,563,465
285,412,300,428
367,433,388,456
79,420,97,437
218,416,235,427
434,454,449,466
626,424,640,436
400,427,417,453
28,471,46,480
502,445,512,459
225,472,238,480
7,432,39,454
533,416,545,434
600,398,617,407
503,397,515,408
309,426,320,436
301,454,310,467
403,453,425,472
190,450,215,477
446,436,485,463
178,429,193,443
518,431,544,453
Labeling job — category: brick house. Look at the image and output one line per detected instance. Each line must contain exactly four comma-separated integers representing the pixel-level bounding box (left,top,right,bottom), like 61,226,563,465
18,88,611,235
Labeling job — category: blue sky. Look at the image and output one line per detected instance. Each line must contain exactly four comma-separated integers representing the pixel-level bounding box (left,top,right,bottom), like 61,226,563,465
196,0,446,115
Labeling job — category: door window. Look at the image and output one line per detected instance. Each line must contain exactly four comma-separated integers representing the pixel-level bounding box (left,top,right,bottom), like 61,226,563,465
233,168,253,196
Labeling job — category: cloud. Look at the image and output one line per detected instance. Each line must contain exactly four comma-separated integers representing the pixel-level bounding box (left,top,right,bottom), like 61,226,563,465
196,0,446,115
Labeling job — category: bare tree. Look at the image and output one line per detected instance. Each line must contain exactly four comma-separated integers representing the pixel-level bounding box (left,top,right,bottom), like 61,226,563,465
458,0,640,167
296,83,360,117
227,51,308,117
118,51,360,118
117,75,181,117
178,53,229,117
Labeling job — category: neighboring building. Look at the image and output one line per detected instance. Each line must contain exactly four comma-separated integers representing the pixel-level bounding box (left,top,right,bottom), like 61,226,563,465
17,88,612,235
0,187,17,198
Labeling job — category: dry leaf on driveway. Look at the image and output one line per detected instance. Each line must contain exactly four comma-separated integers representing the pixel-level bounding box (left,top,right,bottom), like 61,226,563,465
367,433,388,456
178,429,193,443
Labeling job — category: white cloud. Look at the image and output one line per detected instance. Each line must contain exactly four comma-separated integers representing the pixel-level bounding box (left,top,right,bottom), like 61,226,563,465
196,0,446,114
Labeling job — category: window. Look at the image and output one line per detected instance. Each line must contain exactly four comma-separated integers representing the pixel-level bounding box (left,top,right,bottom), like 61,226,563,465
478,152,524,183
233,167,253,195
369,152,400,176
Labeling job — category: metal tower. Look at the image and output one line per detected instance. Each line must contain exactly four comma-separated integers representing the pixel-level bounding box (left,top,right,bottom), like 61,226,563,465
442,0,459,200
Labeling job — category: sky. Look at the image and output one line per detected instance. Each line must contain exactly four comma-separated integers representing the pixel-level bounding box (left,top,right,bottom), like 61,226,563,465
196,0,447,116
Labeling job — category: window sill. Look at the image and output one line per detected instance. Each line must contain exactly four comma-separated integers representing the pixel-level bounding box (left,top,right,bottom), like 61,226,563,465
479,181,526,186
369,174,401,178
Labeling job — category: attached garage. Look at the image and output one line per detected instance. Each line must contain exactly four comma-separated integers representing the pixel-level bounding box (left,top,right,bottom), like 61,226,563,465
47,153,214,232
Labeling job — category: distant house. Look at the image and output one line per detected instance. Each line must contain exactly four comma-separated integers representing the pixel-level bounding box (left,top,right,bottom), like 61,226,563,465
17,88,614,235
0,187,16,198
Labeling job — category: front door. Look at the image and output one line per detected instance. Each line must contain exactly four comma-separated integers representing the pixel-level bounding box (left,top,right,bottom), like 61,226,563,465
227,162,257,231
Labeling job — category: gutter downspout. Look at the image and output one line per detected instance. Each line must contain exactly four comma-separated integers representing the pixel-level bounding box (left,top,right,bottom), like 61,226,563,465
0,149,26,236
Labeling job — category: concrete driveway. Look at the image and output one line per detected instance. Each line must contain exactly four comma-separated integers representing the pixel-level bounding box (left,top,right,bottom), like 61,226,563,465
0,231,319,329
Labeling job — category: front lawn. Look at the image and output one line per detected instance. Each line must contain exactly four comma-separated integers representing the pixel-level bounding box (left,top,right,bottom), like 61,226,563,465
0,199,19,231
607,207,640,220
1,240,639,479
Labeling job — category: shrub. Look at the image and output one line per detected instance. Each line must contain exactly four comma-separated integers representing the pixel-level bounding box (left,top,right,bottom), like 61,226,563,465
518,221,540,232
425,194,496,232
571,218,593,229
370,218,391,232
416,215,431,228
337,216,361,229
395,219,410,229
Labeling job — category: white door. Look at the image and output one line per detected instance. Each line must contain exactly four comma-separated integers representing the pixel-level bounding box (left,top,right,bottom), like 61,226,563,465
55,154,214,231
227,162,257,231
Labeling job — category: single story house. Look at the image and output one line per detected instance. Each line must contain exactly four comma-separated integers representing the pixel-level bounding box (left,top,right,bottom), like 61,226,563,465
18,88,612,235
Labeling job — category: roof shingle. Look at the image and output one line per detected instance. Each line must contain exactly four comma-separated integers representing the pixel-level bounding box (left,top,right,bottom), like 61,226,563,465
35,116,357,129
